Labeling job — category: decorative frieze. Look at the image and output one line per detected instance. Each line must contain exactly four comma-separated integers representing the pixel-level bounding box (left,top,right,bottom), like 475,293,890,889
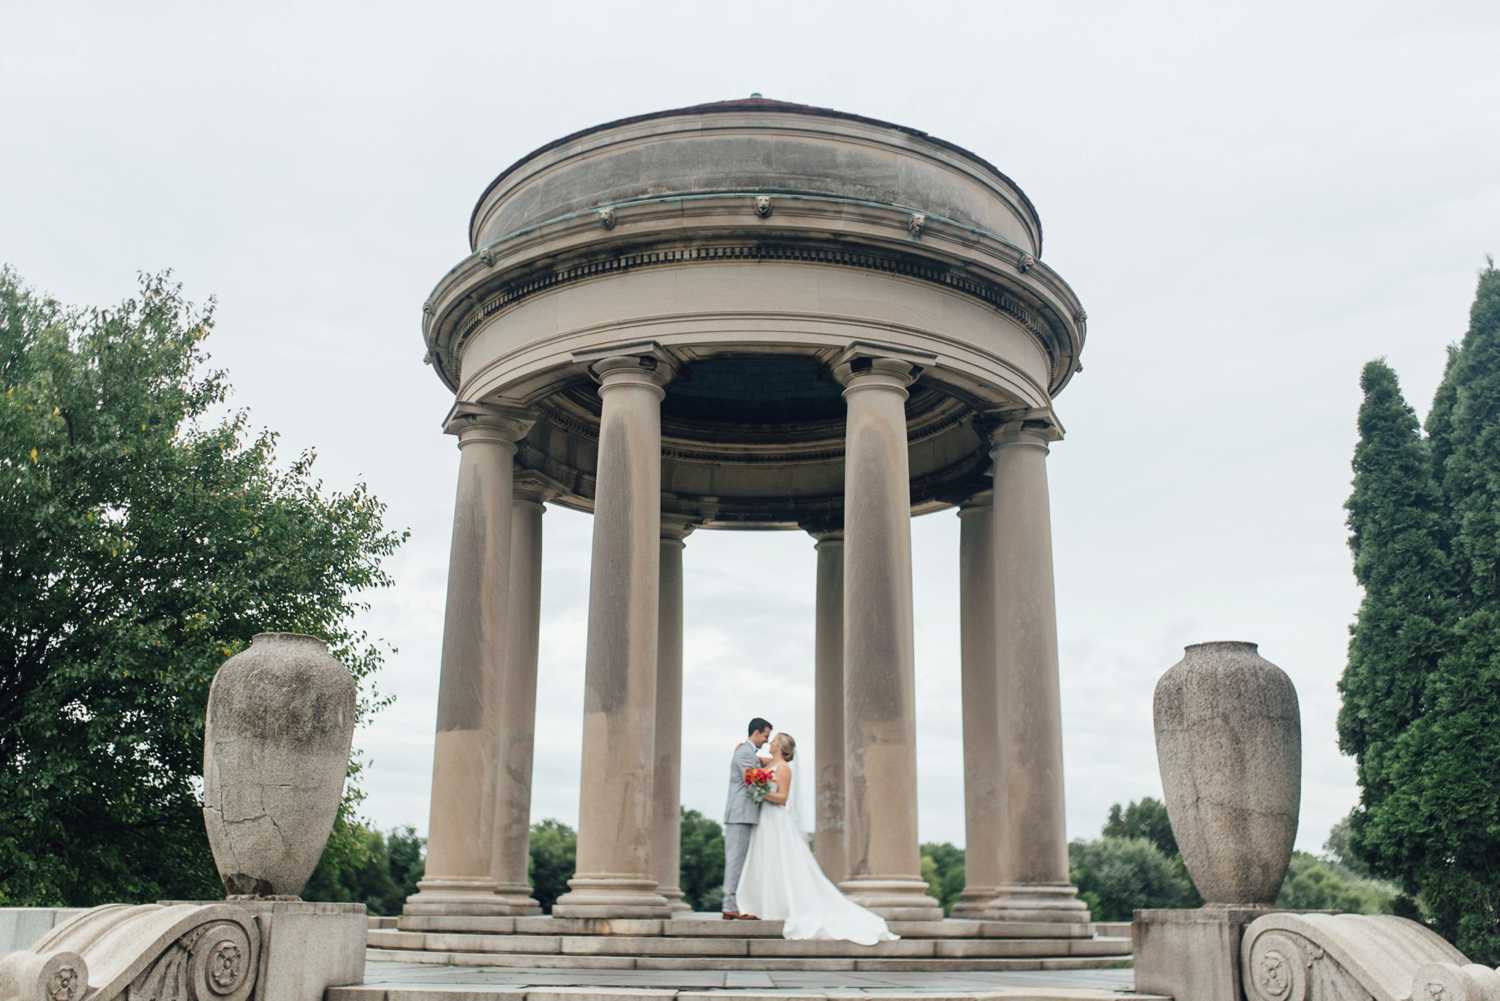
449,241,1058,359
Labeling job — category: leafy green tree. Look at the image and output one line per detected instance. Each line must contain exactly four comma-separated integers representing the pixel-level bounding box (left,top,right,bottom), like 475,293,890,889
0,268,404,906
305,824,394,913
302,824,425,915
919,842,965,914
385,826,426,906
1068,837,1198,921
1322,812,1373,879
1102,798,1178,857
528,819,577,913
1275,851,1397,914
679,808,725,912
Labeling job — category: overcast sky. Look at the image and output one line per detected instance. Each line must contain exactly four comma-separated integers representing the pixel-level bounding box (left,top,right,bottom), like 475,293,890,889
5,1,1498,856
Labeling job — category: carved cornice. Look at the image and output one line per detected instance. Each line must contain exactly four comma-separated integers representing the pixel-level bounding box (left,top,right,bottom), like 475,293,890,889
449,241,1060,366
423,179,1087,400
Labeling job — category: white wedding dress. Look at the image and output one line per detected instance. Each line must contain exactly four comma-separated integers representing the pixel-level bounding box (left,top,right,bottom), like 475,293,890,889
735,766,898,944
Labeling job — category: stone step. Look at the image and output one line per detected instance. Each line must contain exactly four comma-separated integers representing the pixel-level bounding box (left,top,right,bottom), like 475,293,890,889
367,949,636,970
366,947,1132,974
370,928,1130,961
337,985,1164,1001
366,915,397,929
395,915,1092,940
634,956,1131,973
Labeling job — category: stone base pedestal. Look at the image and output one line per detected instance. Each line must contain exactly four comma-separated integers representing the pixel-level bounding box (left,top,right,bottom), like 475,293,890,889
403,878,521,916
1134,906,1272,1001
839,879,945,922
985,882,1092,924
660,888,693,914
552,877,672,919
167,899,366,1001
949,887,999,920
490,882,543,916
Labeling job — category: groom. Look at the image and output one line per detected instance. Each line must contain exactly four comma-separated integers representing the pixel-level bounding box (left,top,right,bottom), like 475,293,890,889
722,716,772,920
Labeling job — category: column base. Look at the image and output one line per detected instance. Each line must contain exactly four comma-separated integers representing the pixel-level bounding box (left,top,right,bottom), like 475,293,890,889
659,885,693,914
492,880,544,916
838,877,944,921
403,877,515,917
950,885,1001,919
552,875,672,919
981,881,1092,923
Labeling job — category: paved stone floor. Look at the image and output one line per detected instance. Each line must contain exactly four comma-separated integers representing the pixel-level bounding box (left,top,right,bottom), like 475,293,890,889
334,960,1165,1000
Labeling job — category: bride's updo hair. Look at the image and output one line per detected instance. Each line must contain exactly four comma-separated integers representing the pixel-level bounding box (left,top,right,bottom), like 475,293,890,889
774,732,797,762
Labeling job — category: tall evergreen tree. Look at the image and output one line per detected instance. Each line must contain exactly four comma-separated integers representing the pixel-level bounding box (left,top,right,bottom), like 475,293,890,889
1403,261,1500,962
1338,359,1452,875
1341,262,1500,964
1425,344,1462,472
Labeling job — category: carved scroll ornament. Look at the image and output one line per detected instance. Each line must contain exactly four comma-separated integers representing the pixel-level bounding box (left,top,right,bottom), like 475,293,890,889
1242,912,1500,1001
0,904,259,1001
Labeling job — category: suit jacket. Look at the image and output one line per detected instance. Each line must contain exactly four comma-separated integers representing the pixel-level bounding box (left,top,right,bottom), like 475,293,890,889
724,740,764,825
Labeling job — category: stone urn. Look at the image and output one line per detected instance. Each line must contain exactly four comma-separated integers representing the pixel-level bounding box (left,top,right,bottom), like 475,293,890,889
1153,640,1301,906
202,632,356,898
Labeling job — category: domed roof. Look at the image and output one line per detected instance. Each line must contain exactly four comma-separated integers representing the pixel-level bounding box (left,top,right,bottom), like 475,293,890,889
468,95,1043,255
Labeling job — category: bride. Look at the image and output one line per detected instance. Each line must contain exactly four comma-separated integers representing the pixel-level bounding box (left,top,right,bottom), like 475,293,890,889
735,733,898,945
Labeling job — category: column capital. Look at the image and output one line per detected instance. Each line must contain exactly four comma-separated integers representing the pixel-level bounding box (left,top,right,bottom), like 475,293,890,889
832,350,927,399
802,520,844,544
958,490,994,516
443,401,536,447
514,470,565,507
980,407,1063,451
831,342,936,385
575,343,679,397
660,514,697,544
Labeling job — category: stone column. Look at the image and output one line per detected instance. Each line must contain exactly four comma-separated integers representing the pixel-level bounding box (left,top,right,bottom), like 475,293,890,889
987,414,1090,924
406,403,533,916
808,526,848,884
652,516,694,914
554,354,675,918
487,479,550,915
834,356,943,921
951,491,1005,918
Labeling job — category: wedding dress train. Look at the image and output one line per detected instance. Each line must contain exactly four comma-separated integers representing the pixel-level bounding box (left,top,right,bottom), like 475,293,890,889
735,773,898,944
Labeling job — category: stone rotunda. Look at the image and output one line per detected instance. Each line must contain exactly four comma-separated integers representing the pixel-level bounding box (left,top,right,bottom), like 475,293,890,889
404,97,1092,931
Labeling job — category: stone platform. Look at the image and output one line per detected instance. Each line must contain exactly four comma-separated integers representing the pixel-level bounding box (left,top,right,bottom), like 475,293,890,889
366,915,1132,976
340,959,1159,1001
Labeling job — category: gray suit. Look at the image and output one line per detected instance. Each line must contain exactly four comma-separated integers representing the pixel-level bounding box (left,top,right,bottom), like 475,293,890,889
722,740,763,913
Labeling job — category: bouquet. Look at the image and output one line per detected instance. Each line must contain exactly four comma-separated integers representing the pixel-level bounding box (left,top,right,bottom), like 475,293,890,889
744,766,775,804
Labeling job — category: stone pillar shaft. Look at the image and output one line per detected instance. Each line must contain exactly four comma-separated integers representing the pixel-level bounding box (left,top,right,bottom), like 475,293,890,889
811,529,847,884
407,406,531,916
554,356,672,918
988,420,1088,923
952,491,1005,918
836,357,942,921
652,520,692,913
488,490,546,914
